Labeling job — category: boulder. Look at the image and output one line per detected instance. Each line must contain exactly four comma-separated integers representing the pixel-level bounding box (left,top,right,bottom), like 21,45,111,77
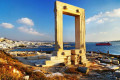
35,52,41,55
100,63,107,66
114,70,120,78
102,59,112,63
23,75,29,80
33,70,42,73
35,63,41,67
46,72,63,77
95,60,100,64
77,67,89,74
107,65,119,70
112,60,119,65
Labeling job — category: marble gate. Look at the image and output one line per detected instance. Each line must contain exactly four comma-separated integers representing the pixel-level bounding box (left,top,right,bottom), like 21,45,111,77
42,1,88,67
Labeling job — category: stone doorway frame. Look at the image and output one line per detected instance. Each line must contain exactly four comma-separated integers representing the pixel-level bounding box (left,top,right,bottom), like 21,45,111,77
41,1,87,67
55,1,86,52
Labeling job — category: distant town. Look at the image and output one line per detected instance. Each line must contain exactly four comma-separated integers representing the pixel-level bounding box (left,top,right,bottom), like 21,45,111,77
0,37,54,50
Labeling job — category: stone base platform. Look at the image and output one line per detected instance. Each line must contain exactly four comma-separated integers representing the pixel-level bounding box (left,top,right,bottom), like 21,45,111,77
41,49,88,67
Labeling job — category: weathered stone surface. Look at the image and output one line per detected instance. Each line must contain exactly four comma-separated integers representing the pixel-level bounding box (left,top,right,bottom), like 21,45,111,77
102,59,112,63
112,60,119,65
114,70,120,78
77,67,89,74
35,63,41,67
108,65,119,70
23,75,29,80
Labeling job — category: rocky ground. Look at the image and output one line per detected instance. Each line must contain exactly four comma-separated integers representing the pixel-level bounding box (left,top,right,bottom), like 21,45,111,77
1,50,120,80
32,52,119,80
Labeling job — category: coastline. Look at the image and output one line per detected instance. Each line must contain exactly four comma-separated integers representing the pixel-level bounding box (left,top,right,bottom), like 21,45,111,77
8,42,120,56
9,48,120,57
87,51,120,58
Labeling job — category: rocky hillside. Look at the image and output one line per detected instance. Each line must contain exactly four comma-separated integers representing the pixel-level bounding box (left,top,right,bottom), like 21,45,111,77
0,50,46,80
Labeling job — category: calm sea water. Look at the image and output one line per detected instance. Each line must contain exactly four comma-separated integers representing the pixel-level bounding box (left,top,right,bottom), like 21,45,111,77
11,42,120,55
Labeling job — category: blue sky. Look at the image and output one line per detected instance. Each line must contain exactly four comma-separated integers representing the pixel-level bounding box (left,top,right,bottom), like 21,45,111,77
0,0,120,42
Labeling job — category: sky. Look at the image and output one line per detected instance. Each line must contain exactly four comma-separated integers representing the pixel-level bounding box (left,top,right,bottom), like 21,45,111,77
0,0,120,42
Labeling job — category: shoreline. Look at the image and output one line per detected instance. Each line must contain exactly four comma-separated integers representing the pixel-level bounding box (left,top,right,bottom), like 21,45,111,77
87,51,120,58
9,49,120,56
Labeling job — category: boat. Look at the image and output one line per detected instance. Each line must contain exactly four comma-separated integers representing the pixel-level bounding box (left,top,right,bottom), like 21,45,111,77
96,42,111,46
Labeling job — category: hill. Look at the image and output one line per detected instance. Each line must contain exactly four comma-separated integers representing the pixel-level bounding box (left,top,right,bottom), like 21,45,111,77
0,50,46,80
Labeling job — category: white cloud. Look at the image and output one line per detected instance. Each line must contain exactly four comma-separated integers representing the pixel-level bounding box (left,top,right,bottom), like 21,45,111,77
17,17,44,36
86,12,103,24
0,23,14,28
96,19,104,24
103,18,108,21
17,18,34,26
86,8,120,24
105,8,120,17
86,8,120,42
18,27,43,36
99,32,107,34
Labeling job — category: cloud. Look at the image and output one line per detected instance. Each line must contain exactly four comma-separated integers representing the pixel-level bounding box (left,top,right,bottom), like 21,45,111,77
96,19,104,24
18,27,43,36
86,8,120,42
0,23,14,28
86,12,103,24
17,18,34,26
105,8,120,17
99,32,107,34
86,8,120,24
17,17,44,36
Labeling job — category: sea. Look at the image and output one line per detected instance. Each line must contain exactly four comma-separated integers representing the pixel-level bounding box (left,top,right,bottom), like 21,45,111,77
11,42,120,55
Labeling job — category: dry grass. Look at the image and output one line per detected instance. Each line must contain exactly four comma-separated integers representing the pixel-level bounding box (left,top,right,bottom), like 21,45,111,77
46,74,79,80
65,67,79,74
0,63,23,80
47,76,66,80
64,74,79,80
29,72,47,80
0,50,48,80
